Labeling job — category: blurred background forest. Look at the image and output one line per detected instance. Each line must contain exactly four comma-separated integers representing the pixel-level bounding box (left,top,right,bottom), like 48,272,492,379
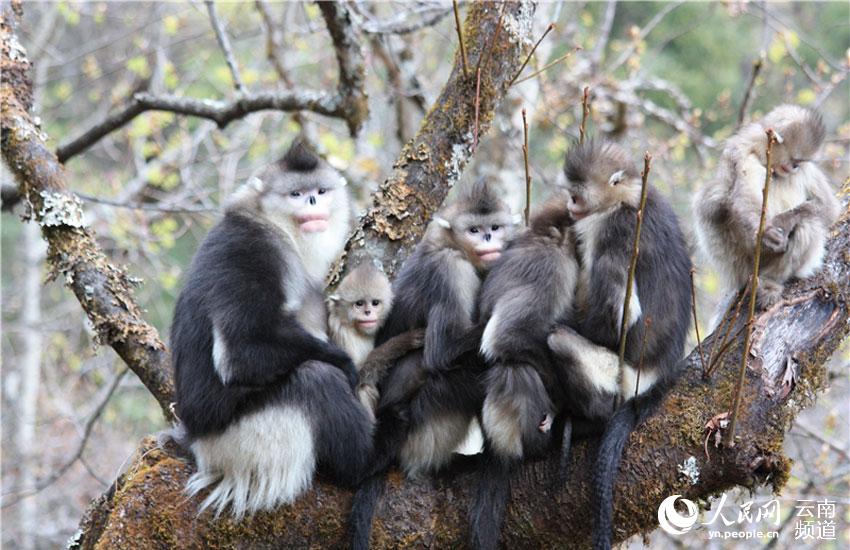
1,1,848,548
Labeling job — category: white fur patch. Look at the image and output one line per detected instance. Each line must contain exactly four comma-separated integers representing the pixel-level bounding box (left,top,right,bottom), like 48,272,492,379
186,405,315,519
211,325,231,384
400,414,470,478
621,366,658,398
618,281,642,332
453,417,484,455
482,395,523,459
480,305,502,361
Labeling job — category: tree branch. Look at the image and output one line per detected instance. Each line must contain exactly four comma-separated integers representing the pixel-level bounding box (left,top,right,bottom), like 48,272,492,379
55,1,368,162
1,7,175,418
327,0,536,285
204,0,244,93
74,193,850,548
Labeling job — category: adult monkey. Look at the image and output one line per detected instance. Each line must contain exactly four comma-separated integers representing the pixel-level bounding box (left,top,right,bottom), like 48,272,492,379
549,141,692,550
171,140,372,519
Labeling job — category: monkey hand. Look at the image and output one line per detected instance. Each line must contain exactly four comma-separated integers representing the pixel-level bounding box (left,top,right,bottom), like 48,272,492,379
761,224,789,255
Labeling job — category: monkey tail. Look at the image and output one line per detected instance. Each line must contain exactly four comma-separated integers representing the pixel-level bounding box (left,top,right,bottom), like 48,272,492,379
469,450,515,550
348,473,386,550
558,417,573,484
592,388,665,550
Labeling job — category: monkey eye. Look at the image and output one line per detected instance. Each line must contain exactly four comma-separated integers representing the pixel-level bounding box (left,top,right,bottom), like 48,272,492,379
608,170,625,186
290,191,301,198
491,225,501,231
371,299,380,306
355,300,365,307
318,188,327,195
469,227,480,234
791,161,801,169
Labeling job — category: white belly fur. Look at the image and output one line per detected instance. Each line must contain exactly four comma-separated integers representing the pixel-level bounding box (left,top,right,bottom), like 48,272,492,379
186,404,315,519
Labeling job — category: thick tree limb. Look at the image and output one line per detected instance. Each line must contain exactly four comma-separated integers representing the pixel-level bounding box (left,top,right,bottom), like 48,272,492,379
72,195,849,548
55,1,367,162
1,5,175,418
328,0,536,285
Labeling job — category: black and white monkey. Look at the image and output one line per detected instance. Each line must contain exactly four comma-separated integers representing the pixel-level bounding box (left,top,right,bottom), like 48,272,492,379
469,198,579,550
693,104,840,314
546,141,692,550
348,179,518,550
171,140,373,519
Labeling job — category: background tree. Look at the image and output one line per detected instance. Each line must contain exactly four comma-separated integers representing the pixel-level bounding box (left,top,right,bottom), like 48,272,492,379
1,1,848,548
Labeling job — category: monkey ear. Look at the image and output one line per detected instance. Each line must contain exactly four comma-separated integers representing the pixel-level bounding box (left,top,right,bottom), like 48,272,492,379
434,216,452,230
771,129,785,144
337,175,348,187
512,213,523,225
328,294,340,302
247,177,265,192
608,170,625,186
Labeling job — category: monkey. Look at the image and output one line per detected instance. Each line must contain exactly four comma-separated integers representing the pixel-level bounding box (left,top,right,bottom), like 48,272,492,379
328,262,394,369
469,196,579,550
693,104,840,314
171,140,373,519
545,141,692,550
348,179,518,550
327,261,418,416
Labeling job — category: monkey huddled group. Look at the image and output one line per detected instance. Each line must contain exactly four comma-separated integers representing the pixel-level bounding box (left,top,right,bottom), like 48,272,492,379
170,104,840,549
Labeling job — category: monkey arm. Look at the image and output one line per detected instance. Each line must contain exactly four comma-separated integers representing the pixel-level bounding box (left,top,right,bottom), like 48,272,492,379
359,328,426,387
424,302,473,371
218,316,356,389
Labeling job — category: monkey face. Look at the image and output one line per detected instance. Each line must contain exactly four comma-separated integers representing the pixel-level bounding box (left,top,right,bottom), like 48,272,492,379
258,178,345,234
347,296,387,336
563,142,640,219
452,215,514,269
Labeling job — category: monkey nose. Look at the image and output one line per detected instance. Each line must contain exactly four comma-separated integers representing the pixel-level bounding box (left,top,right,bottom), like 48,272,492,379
308,196,317,205
484,233,491,242
364,310,371,316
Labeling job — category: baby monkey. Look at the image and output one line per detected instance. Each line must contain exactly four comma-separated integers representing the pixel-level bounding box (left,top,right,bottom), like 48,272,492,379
694,104,840,311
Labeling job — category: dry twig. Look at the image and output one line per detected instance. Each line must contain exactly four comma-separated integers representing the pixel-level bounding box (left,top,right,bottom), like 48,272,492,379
510,22,555,86
725,128,777,447
522,108,531,226
616,152,652,409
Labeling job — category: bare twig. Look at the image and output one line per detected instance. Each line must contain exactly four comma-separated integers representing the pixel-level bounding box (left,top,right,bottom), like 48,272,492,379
204,0,245,93
473,68,482,149
690,268,707,375
57,90,340,162
452,0,468,79
75,192,215,214
510,22,555,86
522,108,531,226
1,368,128,508
725,128,777,447
737,56,764,128
579,86,591,144
514,46,581,85
616,152,652,409
634,317,652,399
353,3,452,35
592,0,617,68
706,278,751,377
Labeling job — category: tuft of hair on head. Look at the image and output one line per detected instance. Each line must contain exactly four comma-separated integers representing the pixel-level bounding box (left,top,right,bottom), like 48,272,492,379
279,138,321,172
762,104,826,156
459,177,505,216
563,139,637,183
337,261,392,302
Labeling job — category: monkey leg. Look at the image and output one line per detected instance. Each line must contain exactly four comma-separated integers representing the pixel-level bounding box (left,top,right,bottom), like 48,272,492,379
293,361,375,487
400,366,484,478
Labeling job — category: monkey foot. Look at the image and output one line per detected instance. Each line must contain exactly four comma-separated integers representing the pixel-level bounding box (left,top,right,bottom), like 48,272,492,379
756,279,784,310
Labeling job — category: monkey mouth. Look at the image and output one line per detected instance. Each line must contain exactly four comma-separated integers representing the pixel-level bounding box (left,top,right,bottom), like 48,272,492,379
357,319,378,328
477,249,502,262
297,214,330,233
568,206,589,220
